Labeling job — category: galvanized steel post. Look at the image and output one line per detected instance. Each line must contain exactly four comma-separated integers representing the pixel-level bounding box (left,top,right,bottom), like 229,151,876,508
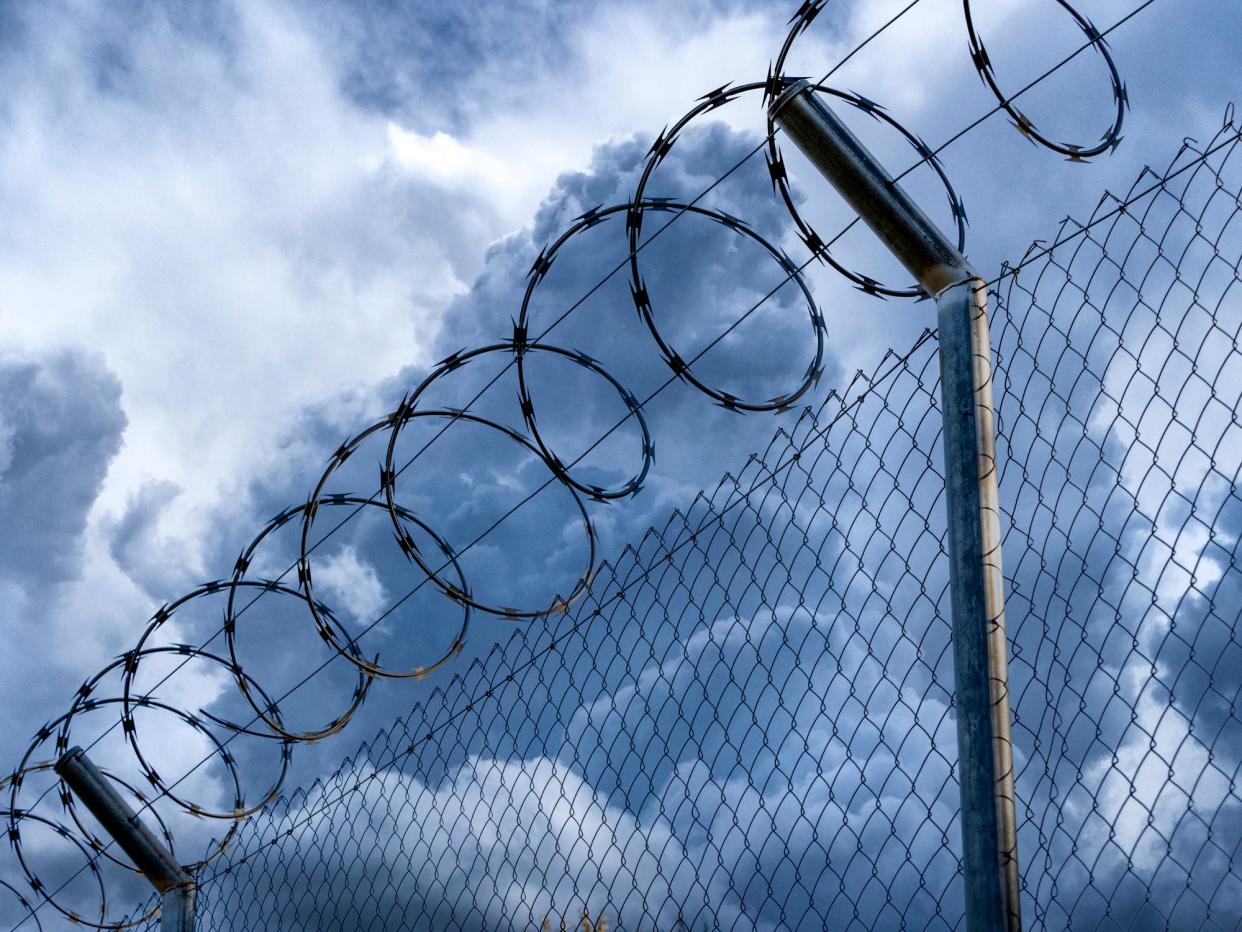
770,79,1020,931
55,747,197,932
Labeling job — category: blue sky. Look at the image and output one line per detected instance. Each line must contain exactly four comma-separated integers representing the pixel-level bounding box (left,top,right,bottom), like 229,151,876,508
1,0,1240,927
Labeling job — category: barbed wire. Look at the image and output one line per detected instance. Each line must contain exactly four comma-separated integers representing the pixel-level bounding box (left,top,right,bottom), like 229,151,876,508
2,0,1154,926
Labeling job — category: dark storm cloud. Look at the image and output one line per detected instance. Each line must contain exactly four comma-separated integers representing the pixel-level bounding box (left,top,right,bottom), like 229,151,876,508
0,350,132,930
303,0,587,130
104,478,189,596
300,0,772,132
0,350,125,585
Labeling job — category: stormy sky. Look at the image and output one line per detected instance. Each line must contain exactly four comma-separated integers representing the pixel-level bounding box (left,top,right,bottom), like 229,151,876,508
1,0,1240,928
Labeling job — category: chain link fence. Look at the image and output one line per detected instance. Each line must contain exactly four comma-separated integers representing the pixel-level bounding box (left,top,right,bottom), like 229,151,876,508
121,114,1242,931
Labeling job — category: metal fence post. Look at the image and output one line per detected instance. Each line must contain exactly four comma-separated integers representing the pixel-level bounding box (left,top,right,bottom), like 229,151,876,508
769,79,1020,931
55,747,197,932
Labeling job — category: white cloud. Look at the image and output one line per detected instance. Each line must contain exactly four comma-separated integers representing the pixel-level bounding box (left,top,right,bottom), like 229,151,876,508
312,543,389,626
386,125,509,190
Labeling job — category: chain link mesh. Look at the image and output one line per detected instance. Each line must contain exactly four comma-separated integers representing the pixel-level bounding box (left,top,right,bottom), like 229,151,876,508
115,115,1242,931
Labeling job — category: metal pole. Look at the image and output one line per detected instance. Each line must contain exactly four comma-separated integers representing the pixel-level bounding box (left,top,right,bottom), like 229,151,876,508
55,747,196,932
936,279,1020,932
770,79,1020,931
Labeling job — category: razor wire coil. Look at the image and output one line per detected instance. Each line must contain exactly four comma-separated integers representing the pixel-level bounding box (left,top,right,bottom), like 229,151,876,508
0,1,1150,926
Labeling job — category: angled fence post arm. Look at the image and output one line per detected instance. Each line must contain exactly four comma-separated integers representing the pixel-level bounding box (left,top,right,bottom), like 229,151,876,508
55,747,197,932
